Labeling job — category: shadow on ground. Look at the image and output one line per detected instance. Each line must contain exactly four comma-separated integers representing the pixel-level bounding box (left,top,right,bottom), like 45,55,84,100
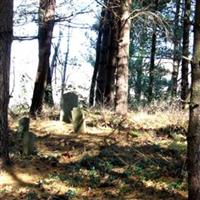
1,122,187,200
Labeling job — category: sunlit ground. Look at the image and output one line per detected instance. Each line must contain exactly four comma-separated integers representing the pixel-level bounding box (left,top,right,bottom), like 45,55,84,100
1,108,188,199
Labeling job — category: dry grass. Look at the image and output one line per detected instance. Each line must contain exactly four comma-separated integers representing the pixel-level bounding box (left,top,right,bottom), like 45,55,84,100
1,106,188,200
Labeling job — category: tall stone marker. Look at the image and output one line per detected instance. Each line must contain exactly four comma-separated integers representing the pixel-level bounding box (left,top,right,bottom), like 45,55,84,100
18,117,36,155
23,131,36,156
18,117,30,138
72,107,86,133
60,92,78,123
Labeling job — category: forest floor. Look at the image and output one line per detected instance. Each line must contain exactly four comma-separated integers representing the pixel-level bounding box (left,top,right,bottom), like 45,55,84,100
0,107,188,200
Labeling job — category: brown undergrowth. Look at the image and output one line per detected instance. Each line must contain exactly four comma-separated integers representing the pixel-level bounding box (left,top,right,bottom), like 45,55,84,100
1,108,188,200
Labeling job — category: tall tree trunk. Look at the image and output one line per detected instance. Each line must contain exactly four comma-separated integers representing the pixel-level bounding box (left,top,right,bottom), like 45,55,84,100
30,0,56,117
187,0,200,199
0,0,13,165
148,31,157,103
181,0,190,101
95,4,112,106
115,0,131,115
89,30,102,107
91,0,119,108
89,10,104,107
171,0,181,97
104,9,119,106
44,30,62,106
148,0,158,103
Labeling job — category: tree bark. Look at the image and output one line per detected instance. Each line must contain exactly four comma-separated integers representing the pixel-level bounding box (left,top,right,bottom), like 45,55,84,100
171,0,181,97
44,31,62,106
0,0,13,165
91,0,120,108
95,4,112,105
89,31,102,107
115,0,131,115
89,10,104,107
148,31,157,103
187,0,200,199
148,0,158,103
30,0,56,116
181,0,190,102
104,11,118,106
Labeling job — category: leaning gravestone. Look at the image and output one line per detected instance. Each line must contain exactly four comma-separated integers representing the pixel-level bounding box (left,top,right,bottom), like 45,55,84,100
60,92,78,123
71,107,86,133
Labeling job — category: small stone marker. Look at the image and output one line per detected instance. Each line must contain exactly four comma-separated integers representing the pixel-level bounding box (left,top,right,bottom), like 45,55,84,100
23,131,36,155
71,107,86,133
60,92,78,123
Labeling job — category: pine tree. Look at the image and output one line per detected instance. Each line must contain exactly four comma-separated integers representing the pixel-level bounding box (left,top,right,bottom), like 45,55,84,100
30,0,56,116
187,0,200,198
0,0,13,165
171,0,181,97
115,0,131,114
181,0,190,102
148,0,158,103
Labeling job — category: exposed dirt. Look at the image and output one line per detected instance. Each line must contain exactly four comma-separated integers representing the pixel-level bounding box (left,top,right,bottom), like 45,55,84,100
0,110,188,200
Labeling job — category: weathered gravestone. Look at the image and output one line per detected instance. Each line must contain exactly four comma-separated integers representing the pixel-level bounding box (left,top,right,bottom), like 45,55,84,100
60,92,78,123
23,131,36,155
18,117,30,138
71,107,86,133
18,117,36,155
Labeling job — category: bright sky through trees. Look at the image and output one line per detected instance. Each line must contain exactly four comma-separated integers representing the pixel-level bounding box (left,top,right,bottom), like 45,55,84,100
10,0,98,106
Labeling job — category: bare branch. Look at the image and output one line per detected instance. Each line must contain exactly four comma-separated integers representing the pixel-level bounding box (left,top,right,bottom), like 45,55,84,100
13,36,38,41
